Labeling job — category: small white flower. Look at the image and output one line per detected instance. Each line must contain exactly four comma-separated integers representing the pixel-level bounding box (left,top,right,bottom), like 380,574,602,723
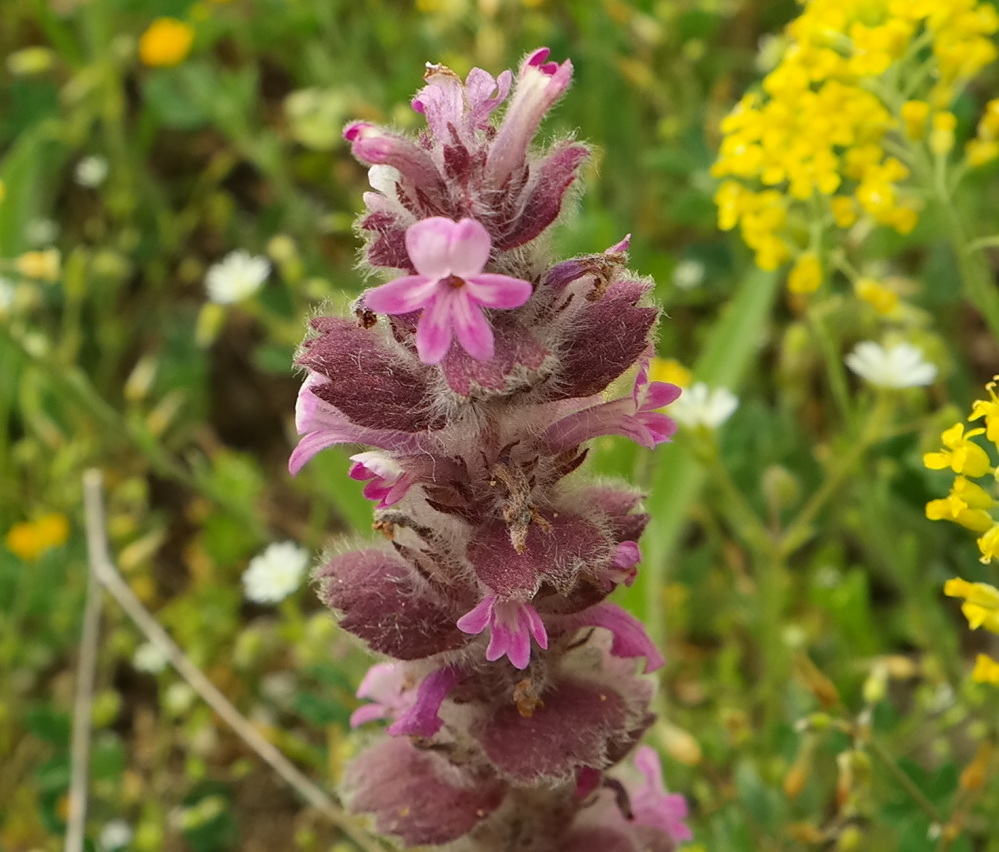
163,682,196,716
75,155,109,188
845,341,937,389
0,277,16,314
672,259,705,291
25,218,59,246
670,382,739,430
133,642,168,674
98,819,133,851
242,541,310,604
204,250,270,304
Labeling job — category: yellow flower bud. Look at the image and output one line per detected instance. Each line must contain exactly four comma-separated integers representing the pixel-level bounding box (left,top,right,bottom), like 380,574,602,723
855,277,899,314
788,251,822,294
139,18,195,68
900,100,930,140
930,111,958,156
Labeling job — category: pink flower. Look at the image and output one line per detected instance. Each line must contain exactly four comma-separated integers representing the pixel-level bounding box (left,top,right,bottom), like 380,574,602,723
362,217,533,364
544,362,681,452
629,746,692,843
456,594,548,669
487,48,574,186
608,541,641,588
567,601,665,674
351,662,462,738
349,451,413,508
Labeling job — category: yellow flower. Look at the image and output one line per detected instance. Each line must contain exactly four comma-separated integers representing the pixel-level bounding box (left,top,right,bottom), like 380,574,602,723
830,196,859,228
900,100,930,139
854,276,899,314
966,138,999,167
15,248,61,282
944,577,999,631
972,654,999,685
923,423,992,477
788,252,823,294
945,576,998,605
978,523,999,564
929,111,958,156
650,358,692,389
139,18,195,68
970,376,999,444
925,476,995,532
5,514,70,561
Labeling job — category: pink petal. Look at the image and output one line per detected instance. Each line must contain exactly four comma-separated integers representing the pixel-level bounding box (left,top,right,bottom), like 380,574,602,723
350,704,389,728
415,294,456,364
524,605,549,650
362,275,438,315
614,541,641,569
502,627,531,670
571,602,665,673
448,293,495,361
465,273,533,309
486,620,516,669
642,381,683,411
456,596,495,635
447,219,492,277
406,217,458,280
388,666,461,738
289,428,355,475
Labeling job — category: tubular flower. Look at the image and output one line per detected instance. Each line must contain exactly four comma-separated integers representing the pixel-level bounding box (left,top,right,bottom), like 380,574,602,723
292,48,687,850
713,0,998,277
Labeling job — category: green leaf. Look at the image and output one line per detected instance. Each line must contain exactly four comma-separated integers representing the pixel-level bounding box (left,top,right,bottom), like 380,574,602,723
0,122,66,255
25,705,71,746
621,267,780,639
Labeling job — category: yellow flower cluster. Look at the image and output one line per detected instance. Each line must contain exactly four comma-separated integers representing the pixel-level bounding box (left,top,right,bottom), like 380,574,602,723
713,0,999,272
926,377,999,684
5,513,70,562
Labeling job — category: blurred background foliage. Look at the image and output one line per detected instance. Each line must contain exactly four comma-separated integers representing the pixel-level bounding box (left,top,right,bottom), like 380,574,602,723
3,0,999,850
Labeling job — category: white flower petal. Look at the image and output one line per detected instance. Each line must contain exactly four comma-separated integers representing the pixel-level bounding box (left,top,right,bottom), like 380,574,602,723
845,341,936,389
670,382,739,429
242,541,310,604
205,250,271,304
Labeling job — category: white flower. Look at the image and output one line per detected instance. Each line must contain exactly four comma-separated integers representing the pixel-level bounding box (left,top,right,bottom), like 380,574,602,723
75,155,109,187
0,277,15,314
98,820,133,851
845,341,937,389
242,541,310,604
204,250,270,304
163,682,196,717
672,259,705,291
133,642,168,674
25,218,59,246
670,382,739,429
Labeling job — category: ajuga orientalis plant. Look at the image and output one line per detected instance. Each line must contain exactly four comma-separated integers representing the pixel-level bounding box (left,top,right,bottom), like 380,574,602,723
289,47,692,852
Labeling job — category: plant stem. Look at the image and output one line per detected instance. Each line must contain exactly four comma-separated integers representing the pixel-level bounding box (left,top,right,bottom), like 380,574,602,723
82,470,388,852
